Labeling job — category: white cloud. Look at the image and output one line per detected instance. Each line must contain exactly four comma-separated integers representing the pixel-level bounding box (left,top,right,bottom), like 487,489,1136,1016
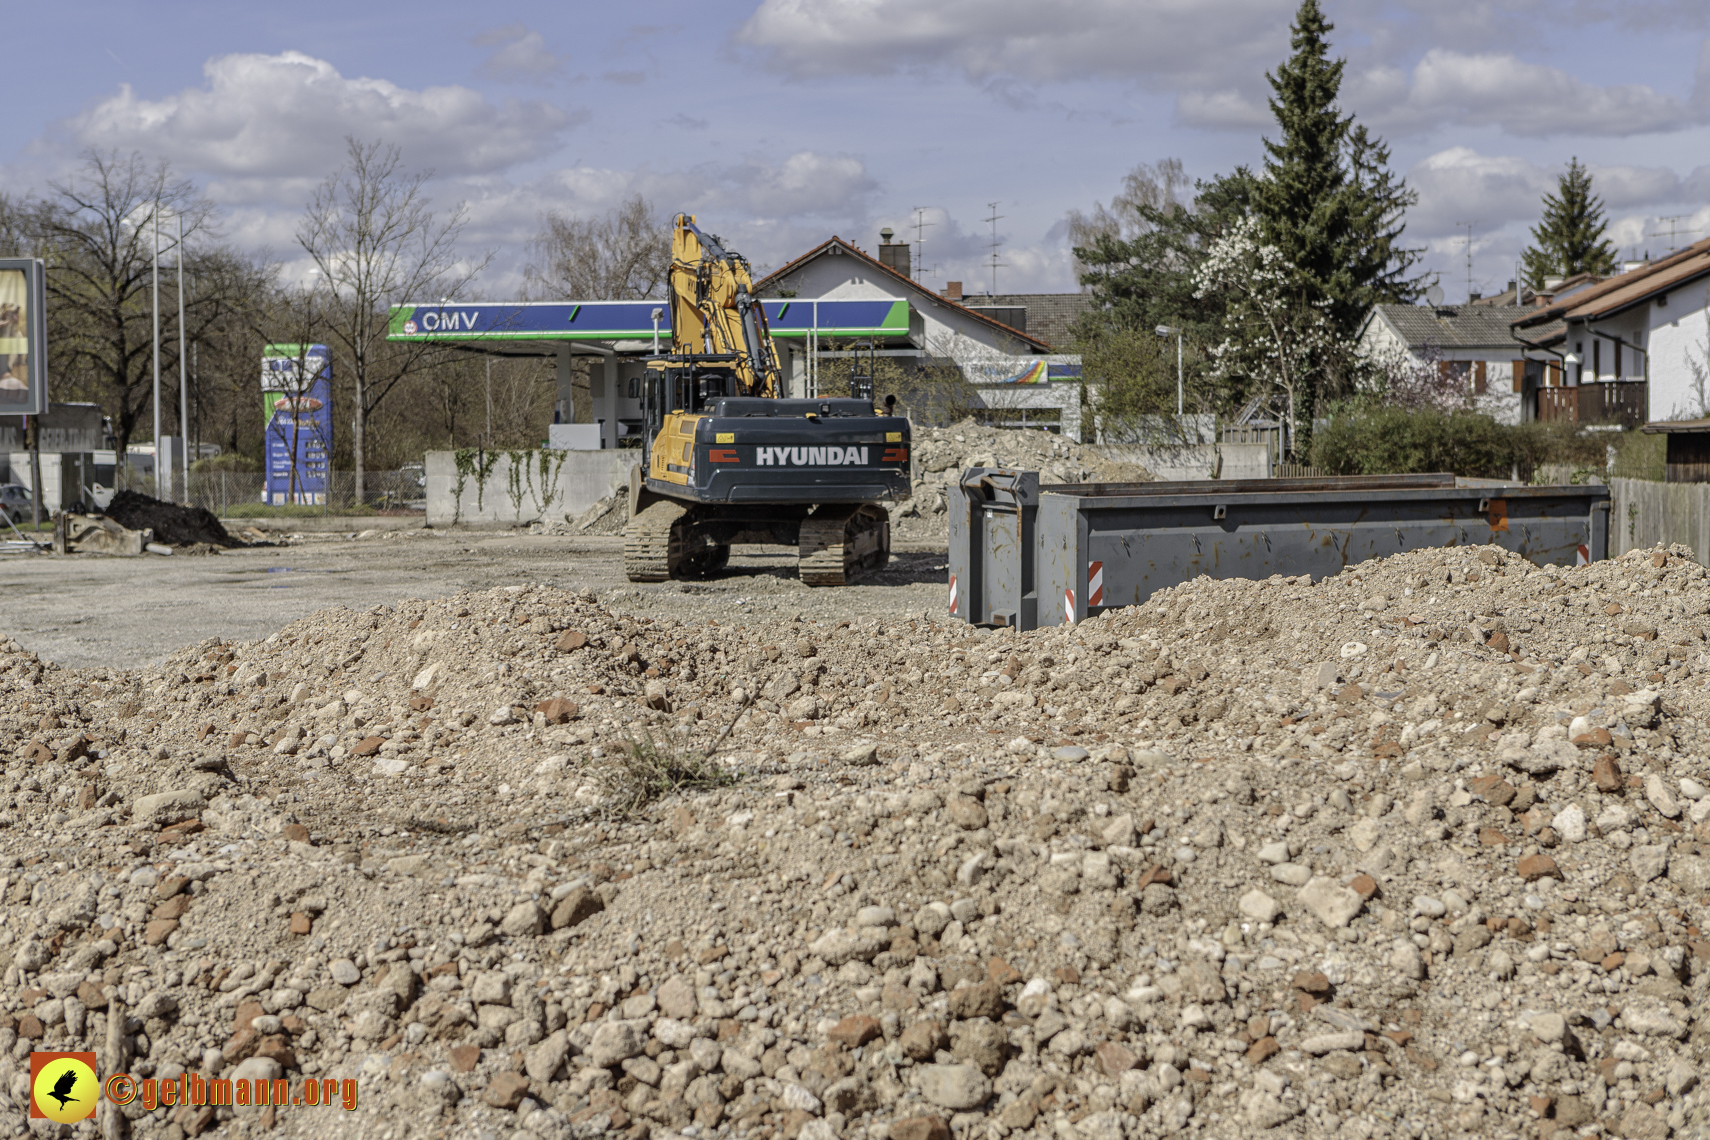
1356,48,1704,137
1406,147,1686,235
472,26,564,81
737,0,1290,90
69,51,572,178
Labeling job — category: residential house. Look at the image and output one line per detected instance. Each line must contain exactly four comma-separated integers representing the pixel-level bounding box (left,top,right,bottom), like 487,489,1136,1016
1356,303,1541,424
1513,238,1710,423
756,235,1086,436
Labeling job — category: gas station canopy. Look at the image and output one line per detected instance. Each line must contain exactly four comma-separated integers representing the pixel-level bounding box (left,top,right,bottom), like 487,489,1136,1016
387,298,912,350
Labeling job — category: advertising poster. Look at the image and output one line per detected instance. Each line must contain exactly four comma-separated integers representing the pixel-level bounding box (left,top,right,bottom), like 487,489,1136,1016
0,259,47,416
262,344,332,505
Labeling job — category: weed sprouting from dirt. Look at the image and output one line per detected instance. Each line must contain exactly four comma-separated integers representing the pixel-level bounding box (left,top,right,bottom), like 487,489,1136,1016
605,729,735,813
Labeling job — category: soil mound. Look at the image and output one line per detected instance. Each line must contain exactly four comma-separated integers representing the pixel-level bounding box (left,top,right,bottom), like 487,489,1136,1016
104,489,237,548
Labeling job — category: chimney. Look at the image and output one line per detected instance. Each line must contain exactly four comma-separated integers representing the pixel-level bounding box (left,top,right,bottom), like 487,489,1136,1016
942,281,963,301
877,227,911,277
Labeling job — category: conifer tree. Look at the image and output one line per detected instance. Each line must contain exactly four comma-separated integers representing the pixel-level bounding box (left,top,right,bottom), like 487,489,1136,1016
1521,159,1617,288
1251,1,1421,339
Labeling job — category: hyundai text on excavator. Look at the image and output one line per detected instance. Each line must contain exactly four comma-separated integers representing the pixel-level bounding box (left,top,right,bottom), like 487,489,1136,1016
623,215,911,586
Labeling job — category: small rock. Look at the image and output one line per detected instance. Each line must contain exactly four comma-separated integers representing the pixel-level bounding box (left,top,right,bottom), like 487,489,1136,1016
550,887,605,930
499,901,546,937
330,959,361,986
890,1117,951,1140
1516,854,1560,882
1299,1031,1364,1055
1529,1013,1566,1043
828,1016,882,1048
483,1071,530,1110
1551,804,1586,843
1238,889,1280,923
917,1064,990,1110
1644,774,1680,818
657,976,697,1020
586,1020,647,1067
1296,877,1364,928
1054,745,1090,761
1629,844,1670,883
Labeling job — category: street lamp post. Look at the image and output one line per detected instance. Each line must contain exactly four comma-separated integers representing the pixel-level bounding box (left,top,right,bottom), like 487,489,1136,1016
152,209,162,499
1155,325,1183,416
176,212,188,501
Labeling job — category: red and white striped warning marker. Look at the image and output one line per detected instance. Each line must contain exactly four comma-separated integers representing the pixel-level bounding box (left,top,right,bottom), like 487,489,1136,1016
1088,560,1104,607
948,574,959,614
1576,545,1589,566
1064,587,1076,624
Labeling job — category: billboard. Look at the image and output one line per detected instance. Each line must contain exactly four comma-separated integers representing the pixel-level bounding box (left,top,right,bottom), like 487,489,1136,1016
262,344,332,505
0,259,48,416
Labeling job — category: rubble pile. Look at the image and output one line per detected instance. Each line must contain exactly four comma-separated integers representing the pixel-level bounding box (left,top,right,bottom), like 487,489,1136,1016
1,543,1708,1139
893,423,1152,541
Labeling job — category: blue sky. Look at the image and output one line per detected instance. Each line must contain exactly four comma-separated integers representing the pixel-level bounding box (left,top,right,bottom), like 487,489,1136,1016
8,0,1710,301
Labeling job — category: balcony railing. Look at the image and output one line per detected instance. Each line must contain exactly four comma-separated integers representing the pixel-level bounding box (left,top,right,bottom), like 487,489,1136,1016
1536,382,1647,427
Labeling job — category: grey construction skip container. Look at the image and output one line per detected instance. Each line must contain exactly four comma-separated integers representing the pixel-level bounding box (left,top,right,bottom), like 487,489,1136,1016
948,470,1611,631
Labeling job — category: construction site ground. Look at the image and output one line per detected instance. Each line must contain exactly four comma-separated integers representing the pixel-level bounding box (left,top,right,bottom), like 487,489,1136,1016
5,521,1710,1140
0,531,950,670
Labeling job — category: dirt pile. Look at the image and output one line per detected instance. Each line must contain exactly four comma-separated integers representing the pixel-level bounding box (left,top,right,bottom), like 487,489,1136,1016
106,490,238,549
2,543,1709,1139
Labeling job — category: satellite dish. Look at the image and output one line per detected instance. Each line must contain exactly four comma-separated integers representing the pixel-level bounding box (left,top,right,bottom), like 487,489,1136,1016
1425,284,1444,306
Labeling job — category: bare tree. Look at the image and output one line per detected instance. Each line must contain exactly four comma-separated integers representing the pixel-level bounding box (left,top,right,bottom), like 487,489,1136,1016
297,137,488,502
1065,159,1190,286
27,151,265,458
524,194,669,300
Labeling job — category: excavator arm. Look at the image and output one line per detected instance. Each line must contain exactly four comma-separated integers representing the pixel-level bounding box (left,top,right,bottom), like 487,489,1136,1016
667,215,783,398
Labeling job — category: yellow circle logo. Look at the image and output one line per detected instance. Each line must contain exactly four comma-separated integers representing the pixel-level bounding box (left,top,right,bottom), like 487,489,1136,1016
33,1054,99,1123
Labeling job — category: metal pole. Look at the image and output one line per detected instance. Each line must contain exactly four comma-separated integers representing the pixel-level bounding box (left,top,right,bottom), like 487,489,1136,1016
486,358,492,442
176,213,188,502
28,414,41,531
1176,331,1183,417
152,208,161,500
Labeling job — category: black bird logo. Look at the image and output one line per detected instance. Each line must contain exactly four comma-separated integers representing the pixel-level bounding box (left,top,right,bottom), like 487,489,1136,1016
46,1067,80,1110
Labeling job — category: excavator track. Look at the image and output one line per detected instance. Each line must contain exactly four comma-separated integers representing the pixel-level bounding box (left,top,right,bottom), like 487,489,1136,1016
623,501,689,582
798,504,890,587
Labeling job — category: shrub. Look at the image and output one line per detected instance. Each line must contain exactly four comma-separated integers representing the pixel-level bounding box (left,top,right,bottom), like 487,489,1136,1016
1311,408,1606,480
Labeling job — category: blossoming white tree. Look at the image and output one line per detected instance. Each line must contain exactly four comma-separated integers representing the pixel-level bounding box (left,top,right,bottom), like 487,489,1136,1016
1192,215,1339,457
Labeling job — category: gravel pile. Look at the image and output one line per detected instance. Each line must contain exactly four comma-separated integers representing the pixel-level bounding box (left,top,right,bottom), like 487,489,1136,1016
2,542,1708,1139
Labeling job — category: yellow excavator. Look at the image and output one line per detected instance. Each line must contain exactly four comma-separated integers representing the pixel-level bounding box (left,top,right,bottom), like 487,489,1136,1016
623,215,912,585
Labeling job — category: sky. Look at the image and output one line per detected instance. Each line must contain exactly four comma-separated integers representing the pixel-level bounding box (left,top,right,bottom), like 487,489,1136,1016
7,0,1710,303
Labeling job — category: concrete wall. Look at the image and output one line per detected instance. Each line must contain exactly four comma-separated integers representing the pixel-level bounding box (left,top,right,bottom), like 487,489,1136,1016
425,449,641,526
1093,442,1271,481
1646,281,1710,420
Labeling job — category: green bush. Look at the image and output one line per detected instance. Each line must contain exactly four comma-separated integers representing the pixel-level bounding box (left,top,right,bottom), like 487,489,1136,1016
1310,408,1607,480
191,453,262,473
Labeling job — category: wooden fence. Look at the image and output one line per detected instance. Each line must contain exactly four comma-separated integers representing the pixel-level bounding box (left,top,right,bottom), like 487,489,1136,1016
1608,477,1710,560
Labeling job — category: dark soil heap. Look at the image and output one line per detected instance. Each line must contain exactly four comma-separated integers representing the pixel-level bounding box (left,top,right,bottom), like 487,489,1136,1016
104,490,237,548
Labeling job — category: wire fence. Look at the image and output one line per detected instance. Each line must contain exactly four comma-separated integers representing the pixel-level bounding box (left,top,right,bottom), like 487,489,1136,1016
112,467,426,517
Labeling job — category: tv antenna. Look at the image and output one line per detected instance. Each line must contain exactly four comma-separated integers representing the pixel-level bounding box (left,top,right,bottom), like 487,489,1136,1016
984,201,1006,296
910,207,937,282
1648,215,1705,253
1454,221,1479,301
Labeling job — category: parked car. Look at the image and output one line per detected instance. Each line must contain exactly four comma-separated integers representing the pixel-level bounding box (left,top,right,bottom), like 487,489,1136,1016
0,483,30,525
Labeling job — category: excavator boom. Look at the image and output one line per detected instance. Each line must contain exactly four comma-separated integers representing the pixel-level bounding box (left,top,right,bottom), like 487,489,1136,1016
668,216,782,398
